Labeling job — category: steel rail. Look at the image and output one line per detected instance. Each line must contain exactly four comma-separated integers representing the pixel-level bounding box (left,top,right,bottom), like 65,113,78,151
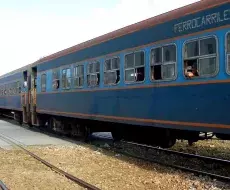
112,148,230,182
0,133,100,190
0,180,8,190
123,141,230,164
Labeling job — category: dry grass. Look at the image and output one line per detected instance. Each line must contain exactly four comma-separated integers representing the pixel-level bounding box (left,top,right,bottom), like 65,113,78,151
171,139,230,160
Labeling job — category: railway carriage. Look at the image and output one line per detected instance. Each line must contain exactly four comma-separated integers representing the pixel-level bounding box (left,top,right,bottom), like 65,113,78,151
0,0,230,147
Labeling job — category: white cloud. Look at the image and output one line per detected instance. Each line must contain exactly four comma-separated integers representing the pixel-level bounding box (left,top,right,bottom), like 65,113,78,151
0,0,199,75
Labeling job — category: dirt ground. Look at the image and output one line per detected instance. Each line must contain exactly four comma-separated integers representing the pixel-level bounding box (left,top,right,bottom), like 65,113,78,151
23,144,229,190
0,148,85,190
0,139,230,190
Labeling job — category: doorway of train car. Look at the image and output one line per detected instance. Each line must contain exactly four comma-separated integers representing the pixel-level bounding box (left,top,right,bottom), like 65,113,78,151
31,66,37,125
21,70,29,123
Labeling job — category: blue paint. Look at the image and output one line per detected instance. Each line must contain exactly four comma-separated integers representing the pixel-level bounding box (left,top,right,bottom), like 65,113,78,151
0,96,21,109
36,82,230,126
37,3,230,72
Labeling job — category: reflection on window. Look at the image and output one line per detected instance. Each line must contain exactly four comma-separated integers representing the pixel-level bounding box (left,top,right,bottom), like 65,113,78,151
74,65,84,87
62,68,71,89
184,37,217,78
104,57,120,85
125,51,145,83
87,61,100,87
151,44,176,80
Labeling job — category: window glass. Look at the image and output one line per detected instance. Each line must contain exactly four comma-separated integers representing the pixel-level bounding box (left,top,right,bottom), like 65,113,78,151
125,51,145,83
74,65,84,88
135,51,144,66
104,57,120,85
184,41,199,58
112,58,119,70
41,74,46,92
227,33,230,53
104,72,117,84
105,60,111,71
184,37,217,78
62,68,71,89
151,48,162,64
87,62,100,87
151,44,176,81
125,69,135,82
125,54,134,68
199,57,216,76
163,45,176,62
162,64,175,79
200,38,216,55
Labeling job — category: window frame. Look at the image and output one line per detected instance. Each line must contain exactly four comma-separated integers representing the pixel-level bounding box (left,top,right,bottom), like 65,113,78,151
87,61,100,87
73,63,85,88
41,73,47,92
104,56,120,86
61,67,72,90
183,35,219,79
150,43,177,82
124,50,145,84
225,31,230,75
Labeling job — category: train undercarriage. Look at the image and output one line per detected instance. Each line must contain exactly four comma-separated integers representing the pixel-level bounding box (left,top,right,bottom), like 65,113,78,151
1,109,229,149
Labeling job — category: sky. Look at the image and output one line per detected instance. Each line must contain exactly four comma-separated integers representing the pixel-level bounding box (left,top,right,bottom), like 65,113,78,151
0,0,199,75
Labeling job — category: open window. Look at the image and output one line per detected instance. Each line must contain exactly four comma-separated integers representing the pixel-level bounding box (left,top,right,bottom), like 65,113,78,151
87,61,100,87
104,57,120,85
150,44,176,81
125,51,145,83
73,65,84,87
226,32,230,73
184,36,217,78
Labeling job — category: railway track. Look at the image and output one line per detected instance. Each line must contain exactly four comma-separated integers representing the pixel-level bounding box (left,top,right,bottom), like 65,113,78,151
0,132,100,190
1,116,230,183
0,180,8,190
90,134,230,182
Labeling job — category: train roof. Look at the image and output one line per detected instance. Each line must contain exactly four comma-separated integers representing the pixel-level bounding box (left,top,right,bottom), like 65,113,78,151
33,0,228,65
0,64,30,80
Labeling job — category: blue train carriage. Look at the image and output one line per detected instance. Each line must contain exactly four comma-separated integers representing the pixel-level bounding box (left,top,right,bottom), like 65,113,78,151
28,0,230,147
0,65,31,124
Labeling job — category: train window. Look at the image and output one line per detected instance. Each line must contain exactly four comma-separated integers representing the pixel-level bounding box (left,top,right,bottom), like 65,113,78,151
16,81,21,94
104,57,120,85
73,65,84,87
62,68,71,89
41,74,46,92
151,44,176,80
184,37,217,78
125,51,145,83
227,33,230,73
87,61,100,87
52,69,60,90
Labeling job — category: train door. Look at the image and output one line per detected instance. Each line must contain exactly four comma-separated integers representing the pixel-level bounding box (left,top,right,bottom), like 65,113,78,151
31,67,37,125
21,70,29,123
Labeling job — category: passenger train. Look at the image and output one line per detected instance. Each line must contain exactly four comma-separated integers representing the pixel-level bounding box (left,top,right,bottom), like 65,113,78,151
0,0,230,148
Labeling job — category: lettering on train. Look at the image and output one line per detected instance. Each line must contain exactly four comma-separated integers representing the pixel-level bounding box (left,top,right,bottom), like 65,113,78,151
174,9,230,33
